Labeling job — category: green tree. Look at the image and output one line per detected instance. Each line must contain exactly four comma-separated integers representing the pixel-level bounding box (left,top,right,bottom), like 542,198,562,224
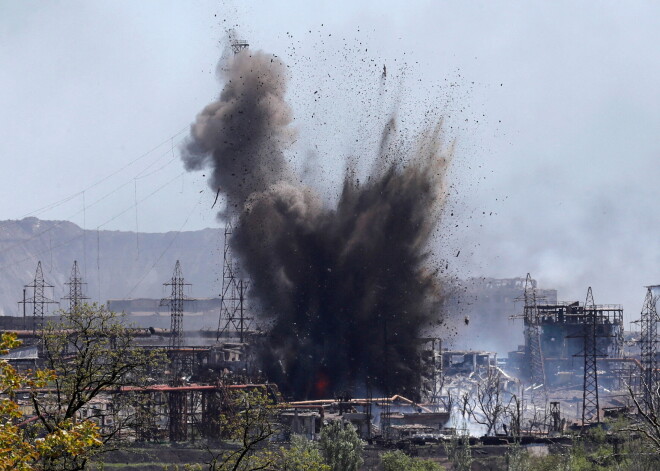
318,421,363,471
381,449,444,471
505,442,532,471
32,303,165,470
0,332,101,471
264,435,329,471
611,415,660,471
206,388,280,471
443,428,472,471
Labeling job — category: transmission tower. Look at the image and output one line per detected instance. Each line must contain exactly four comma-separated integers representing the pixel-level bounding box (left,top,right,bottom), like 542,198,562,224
638,286,659,409
229,30,249,54
217,221,252,343
19,261,58,338
581,287,600,425
160,261,192,350
214,35,253,343
62,260,88,312
522,274,546,399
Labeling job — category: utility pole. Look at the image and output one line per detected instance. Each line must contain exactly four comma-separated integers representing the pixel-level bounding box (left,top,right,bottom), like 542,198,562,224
21,288,26,330
63,260,88,312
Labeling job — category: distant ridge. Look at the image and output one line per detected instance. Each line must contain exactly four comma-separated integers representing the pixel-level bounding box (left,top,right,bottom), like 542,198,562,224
0,217,222,316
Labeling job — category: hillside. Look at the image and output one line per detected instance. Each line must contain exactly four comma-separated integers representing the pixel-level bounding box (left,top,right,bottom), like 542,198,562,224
0,218,222,316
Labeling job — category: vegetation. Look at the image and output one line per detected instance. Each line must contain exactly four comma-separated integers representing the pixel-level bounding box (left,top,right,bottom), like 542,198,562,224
500,421,660,471
318,421,363,471
205,388,279,471
33,304,165,469
443,427,473,471
0,304,166,470
266,435,330,471
0,332,101,471
466,368,507,436
5,304,660,471
381,450,444,471
624,381,660,453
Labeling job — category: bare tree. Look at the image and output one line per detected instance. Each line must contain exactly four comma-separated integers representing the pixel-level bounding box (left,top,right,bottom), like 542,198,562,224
468,368,507,436
504,394,523,439
458,391,471,419
625,380,660,451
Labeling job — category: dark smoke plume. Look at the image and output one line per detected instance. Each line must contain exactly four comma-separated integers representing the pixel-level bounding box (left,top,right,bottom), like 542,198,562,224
183,47,451,400
182,50,294,214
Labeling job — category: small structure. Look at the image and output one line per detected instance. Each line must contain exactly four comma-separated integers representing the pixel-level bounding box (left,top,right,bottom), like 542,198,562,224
442,350,497,375
289,394,450,441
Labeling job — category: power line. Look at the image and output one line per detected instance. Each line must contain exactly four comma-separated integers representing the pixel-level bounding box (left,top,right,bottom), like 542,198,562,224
134,154,180,180
124,193,204,299
0,171,192,273
14,127,188,221
3,166,185,257
0,135,188,260
83,191,87,279
95,172,186,229
97,229,101,303
134,179,139,258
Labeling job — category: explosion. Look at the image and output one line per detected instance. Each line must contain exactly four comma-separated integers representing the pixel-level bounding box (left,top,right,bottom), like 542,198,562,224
183,46,452,399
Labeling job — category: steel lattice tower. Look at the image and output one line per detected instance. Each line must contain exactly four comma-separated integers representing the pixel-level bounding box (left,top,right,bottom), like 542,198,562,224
63,260,88,312
161,261,191,350
229,31,249,54
217,221,252,343
215,37,253,344
638,286,659,408
581,287,600,425
19,261,57,337
522,274,546,400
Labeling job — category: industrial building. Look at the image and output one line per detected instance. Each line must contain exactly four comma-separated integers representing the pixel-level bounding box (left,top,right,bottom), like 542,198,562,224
3,257,658,444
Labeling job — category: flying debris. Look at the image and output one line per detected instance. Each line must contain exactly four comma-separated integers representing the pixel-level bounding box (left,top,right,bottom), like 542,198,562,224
212,188,221,208
182,41,452,400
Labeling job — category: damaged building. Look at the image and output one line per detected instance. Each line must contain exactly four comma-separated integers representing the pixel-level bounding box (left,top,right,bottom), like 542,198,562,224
507,293,624,389
449,277,558,354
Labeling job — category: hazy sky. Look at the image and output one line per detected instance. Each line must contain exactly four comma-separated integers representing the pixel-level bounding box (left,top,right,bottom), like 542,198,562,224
0,1,658,323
